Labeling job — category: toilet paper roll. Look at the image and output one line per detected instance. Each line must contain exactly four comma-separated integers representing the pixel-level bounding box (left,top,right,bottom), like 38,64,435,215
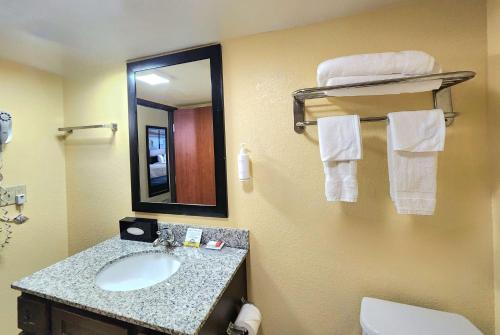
234,303,262,335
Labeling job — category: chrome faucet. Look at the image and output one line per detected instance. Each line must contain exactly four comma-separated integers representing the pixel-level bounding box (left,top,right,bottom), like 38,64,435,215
153,227,176,248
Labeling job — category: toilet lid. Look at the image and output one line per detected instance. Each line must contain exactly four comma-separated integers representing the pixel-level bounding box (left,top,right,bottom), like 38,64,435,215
360,297,482,335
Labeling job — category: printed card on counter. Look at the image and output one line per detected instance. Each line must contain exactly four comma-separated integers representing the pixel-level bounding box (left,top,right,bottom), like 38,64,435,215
183,228,203,248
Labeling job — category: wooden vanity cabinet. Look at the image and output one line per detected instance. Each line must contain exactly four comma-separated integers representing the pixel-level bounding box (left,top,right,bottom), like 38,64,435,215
17,260,247,335
51,307,128,335
18,294,50,335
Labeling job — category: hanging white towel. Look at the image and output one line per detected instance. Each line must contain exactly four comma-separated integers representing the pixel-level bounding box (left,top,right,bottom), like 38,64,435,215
387,109,445,215
318,115,362,202
388,109,446,152
317,51,441,86
323,74,442,97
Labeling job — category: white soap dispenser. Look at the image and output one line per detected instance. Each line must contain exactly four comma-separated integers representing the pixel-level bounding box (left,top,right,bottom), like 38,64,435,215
238,143,251,181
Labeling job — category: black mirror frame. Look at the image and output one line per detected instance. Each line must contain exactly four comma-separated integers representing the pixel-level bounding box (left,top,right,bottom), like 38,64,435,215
127,44,228,218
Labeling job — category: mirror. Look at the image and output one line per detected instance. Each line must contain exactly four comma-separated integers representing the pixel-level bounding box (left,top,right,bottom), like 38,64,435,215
128,45,227,217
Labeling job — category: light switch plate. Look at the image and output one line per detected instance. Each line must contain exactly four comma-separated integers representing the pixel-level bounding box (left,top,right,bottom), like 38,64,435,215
0,185,26,207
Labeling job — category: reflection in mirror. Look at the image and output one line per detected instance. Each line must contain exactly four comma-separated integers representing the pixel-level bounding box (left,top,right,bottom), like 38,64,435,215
135,59,216,206
145,126,169,199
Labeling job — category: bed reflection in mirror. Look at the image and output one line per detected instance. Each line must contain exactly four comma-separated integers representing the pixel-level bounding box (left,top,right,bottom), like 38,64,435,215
136,59,216,206
146,126,169,199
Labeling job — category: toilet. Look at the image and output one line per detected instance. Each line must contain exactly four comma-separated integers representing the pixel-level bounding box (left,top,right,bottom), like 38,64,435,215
360,297,483,335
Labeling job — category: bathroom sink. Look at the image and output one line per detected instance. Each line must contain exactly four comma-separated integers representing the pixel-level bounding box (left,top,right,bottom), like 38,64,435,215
95,252,181,292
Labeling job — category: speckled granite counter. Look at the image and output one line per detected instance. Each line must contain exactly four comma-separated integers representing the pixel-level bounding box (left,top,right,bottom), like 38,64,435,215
12,224,248,335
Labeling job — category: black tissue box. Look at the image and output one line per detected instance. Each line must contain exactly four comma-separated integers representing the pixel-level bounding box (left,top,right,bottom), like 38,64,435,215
119,217,158,243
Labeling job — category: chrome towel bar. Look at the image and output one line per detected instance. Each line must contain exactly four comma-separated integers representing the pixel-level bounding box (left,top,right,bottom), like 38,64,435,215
295,112,458,127
58,123,118,134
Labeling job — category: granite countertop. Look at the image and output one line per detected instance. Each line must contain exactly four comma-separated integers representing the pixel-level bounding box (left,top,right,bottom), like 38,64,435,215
12,225,248,335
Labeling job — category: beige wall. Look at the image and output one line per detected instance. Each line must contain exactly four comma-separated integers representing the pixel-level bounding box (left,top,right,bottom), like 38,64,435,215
63,68,132,251
487,0,500,333
0,59,68,335
63,0,494,334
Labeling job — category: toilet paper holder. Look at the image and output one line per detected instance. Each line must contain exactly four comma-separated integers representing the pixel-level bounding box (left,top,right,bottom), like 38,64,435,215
226,297,250,335
226,322,249,335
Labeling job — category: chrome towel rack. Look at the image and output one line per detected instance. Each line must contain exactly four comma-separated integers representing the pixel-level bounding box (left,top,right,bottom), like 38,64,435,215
292,71,475,133
58,123,118,134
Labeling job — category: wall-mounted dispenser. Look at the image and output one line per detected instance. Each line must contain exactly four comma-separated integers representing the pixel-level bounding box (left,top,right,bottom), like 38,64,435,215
238,143,251,182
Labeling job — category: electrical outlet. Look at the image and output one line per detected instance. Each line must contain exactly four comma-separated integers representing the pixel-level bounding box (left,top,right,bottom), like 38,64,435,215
0,185,26,207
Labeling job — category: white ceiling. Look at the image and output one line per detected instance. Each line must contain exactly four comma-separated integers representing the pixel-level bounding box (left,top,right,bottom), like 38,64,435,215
0,0,405,75
136,59,212,107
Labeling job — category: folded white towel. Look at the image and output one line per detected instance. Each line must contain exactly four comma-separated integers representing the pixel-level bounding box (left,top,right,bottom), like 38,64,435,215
318,115,362,202
317,51,441,86
387,109,445,215
324,74,442,97
388,109,445,152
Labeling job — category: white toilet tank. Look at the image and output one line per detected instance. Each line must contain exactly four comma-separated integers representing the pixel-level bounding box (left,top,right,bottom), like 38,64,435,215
360,297,483,335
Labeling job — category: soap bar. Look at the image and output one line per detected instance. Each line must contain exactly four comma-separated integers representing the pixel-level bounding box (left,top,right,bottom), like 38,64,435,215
205,240,225,250
183,228,203,248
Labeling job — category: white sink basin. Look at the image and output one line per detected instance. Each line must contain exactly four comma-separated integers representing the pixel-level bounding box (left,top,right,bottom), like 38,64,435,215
95,252,181,292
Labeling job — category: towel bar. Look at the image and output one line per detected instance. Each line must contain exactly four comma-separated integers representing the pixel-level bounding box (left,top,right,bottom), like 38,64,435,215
295,111,458,127
292,71,475,133
58,123,118,134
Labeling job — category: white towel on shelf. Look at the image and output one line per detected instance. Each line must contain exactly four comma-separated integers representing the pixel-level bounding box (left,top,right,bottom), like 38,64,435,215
323,74,442,97
317,51,441,86
387,109,445,215
318,115,362,202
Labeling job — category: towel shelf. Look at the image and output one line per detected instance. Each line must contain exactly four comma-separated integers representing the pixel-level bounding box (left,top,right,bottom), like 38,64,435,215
293,71,475,133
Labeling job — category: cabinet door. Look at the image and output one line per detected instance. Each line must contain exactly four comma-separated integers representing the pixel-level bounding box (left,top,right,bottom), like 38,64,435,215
17,295,50,335
51,307,128,335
